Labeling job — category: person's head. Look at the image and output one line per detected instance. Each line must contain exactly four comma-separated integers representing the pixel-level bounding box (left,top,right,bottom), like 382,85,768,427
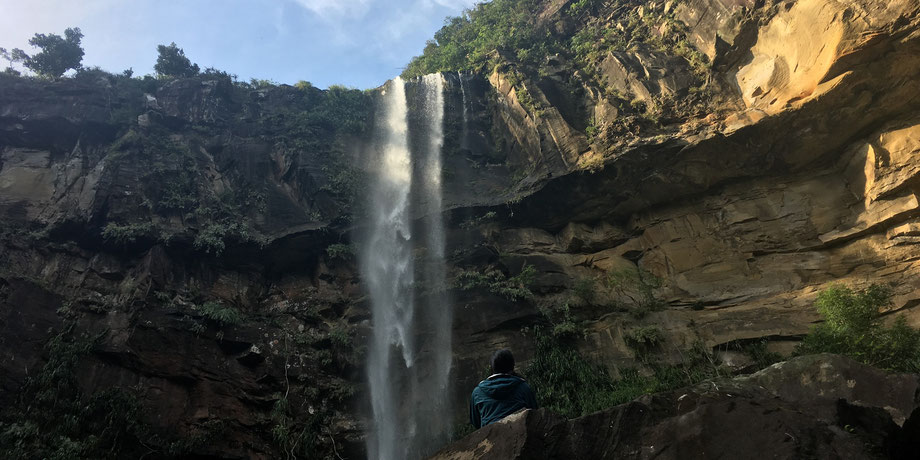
490,349,515,374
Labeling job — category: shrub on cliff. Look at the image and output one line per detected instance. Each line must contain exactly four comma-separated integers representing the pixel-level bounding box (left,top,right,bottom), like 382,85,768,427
796,284,920,372
155,42,200,78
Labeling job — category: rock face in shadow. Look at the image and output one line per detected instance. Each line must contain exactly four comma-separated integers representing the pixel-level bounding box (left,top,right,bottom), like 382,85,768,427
431,355,920,460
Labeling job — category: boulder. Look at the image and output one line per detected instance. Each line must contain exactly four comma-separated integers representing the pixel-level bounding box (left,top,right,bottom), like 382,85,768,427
431,354,920,460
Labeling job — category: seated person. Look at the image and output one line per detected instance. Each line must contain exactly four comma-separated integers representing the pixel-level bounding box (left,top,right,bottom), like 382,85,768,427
469,349,538,428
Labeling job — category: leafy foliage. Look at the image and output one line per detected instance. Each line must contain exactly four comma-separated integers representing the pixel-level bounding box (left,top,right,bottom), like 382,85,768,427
524,328,720,418
603,268,665,318
155,42,200,78
403,0,559,78
326,243,356,260
0,325,216,458
0,47,28,74
199,301,243,325
101,222,154,246
796,285,920,372
20,27,84,77
402,0,707,81
538,302,582,338
624,326,664,356
572,277,597,305
456,263,537,301
270,397,325,459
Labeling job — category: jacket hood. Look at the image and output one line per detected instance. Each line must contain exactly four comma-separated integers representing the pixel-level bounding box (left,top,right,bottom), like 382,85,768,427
477,374,525,399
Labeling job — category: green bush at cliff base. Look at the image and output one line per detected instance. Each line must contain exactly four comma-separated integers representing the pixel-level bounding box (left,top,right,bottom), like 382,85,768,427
524,328,720,418
795,284,920,373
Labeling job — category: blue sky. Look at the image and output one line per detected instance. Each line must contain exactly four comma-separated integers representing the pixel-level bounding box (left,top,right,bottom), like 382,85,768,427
0,0,479,89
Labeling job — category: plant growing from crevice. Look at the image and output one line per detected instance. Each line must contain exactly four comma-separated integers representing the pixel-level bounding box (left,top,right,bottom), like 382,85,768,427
198,301,243,325
456,263,537,301
325,243,356,260
795,284,920,372
101,222,154,246
538,302,583,338
603,267,665,319
625,325,664,358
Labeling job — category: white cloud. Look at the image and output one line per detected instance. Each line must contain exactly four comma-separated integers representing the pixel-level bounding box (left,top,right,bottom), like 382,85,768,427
429,0,480,8
290,0,373,20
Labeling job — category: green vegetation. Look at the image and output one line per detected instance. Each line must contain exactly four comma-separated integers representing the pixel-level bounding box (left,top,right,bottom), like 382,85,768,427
270,396,325,459
572,277,597,305
199,301,243,325
571,268,665,317
402,0,707,83
456,263,537,301
524,327,721,418
603,268,665,318
624,325,664,356
796,284,920,372
155,42,199,78
403,0,558,77
101,222,154,246
538,303,582,339
0,325,217,458
403,0,711,127
0,47,28,75
326,243,356,260
270,84,372,213
13,27,85,78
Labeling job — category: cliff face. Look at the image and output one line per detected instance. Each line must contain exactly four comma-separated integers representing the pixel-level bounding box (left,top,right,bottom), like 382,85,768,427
447,0,920,416
1,0,920,458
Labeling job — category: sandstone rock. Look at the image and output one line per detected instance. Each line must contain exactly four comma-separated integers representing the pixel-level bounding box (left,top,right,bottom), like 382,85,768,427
599,45,696,108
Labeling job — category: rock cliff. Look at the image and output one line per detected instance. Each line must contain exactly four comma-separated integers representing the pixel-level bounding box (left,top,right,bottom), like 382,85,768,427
1,0,920,458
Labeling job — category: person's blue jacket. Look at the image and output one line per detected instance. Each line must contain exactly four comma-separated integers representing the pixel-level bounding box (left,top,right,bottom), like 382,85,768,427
469,373,538,428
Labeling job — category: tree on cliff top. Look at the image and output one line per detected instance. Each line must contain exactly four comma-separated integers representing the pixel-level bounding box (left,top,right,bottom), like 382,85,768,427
17,27,85,77
155,42,200,78
0,47,27,75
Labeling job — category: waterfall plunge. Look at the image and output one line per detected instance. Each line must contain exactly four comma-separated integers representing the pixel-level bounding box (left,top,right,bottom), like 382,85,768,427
363,74,450,460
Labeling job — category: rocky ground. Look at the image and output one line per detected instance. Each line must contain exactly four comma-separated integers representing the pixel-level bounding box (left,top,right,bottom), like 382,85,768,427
431,354,920,460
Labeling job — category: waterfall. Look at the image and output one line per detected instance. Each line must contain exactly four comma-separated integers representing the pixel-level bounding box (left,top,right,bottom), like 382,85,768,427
362,74,450,460
458,71,469,150
415,73,451,456
363,76,415,460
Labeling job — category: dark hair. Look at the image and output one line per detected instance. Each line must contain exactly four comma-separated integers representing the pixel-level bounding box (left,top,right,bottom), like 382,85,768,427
491,349,515,374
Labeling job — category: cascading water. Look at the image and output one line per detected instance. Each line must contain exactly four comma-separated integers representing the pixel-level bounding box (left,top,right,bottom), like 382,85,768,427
363,76,415,460
362,74,450,460
414,73,451,456
458,71,469,151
